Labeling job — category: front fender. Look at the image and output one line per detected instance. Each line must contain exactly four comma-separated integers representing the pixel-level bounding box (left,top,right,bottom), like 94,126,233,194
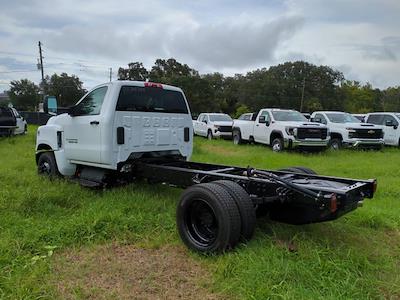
36,124,63,151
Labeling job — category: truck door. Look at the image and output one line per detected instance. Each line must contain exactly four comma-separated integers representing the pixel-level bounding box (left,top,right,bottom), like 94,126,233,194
253,111,271,144
63,86,108,163
382,114,399,145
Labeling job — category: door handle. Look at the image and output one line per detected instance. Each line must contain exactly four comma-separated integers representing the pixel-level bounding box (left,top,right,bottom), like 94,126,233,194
256,124,259,127
90,121,99,125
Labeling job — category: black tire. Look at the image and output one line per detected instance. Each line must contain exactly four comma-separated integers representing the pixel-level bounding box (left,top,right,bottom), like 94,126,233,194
24,124,27,134
278,166,317,175
213,180,256,241
232,129,243,145
207,130,213,140
177,183,241,253
329,138,342,150
37,152,61,178
271,137,284,152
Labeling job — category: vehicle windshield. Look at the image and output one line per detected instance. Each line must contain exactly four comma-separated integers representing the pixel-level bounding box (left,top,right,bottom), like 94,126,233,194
326,112,361,123
271,110,307,122
209,114,232,122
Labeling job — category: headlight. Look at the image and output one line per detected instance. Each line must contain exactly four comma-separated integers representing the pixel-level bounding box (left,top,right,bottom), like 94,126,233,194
345,127,356,133
214,125,220,130
285,127,295,135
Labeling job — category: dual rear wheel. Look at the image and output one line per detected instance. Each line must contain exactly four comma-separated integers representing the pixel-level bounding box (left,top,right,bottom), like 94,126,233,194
177,180,256,253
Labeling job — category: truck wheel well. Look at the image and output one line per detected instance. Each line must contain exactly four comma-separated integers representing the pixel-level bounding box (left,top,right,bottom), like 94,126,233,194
36,144,53,164
270,131,283,142
330,133,342,140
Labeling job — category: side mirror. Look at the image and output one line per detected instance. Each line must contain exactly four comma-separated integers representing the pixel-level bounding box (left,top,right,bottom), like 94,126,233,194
265,120,270,126
68,106,77,117
258,116,266,123
203,120,207,124
43,96,58,115
385,120,397,128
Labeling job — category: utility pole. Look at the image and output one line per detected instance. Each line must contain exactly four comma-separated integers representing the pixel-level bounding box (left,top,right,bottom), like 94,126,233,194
109,67,112,82
38,41,44,84
300,77,305,112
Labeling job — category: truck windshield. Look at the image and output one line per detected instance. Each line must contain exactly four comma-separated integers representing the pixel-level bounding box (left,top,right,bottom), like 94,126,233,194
116,86,189,114
326,113,360,123
209,115,232,122
271,110,307,122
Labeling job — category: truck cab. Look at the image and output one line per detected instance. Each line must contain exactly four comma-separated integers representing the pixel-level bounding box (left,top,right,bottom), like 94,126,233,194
36,81,193,177
311,111,384,149
233,109,329,151
193,113,233,139
365,112,400,146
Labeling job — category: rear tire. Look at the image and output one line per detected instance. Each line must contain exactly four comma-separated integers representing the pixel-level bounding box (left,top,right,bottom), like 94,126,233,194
177,183,241,253
213,180,256,241
232,130,243,145
37,152,61,178
271,137,284,152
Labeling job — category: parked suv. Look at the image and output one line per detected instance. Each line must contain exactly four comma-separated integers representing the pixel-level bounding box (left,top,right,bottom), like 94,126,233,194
311,111,384,149
365,112,400,146
193,113,233,139
233,109,329,151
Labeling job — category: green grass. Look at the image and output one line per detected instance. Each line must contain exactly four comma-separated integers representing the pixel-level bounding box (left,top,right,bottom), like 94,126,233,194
0,127,399,299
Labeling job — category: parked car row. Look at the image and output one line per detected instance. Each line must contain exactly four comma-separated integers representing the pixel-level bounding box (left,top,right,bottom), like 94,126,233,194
194,108,400,152
0,107,27,136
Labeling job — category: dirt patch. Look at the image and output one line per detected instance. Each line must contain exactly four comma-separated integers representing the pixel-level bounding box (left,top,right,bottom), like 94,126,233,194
52,243,225,300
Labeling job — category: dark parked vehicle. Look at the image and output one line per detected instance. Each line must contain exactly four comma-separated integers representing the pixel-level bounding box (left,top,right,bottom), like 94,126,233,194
0,107,27,136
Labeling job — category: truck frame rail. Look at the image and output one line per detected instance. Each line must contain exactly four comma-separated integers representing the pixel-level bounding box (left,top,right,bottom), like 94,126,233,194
135,159,376,225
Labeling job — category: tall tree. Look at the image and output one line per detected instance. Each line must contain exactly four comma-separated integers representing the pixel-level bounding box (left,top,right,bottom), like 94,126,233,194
118,62,149,81
43,73,86,107
8,79,40,110
149,58,199,82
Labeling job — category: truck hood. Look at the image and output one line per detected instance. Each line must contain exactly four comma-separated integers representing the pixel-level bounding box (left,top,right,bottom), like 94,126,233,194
212,121,233,126
331,122,381,129
277,121,326,128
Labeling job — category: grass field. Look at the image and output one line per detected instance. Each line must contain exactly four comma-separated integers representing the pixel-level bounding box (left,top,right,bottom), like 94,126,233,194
0,126,399,299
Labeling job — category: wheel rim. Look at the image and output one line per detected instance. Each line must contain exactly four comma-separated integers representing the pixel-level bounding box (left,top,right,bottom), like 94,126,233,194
38,161,51,175
331,141,339,150
185,199,218,247
233,133,239,144
272,141,282,152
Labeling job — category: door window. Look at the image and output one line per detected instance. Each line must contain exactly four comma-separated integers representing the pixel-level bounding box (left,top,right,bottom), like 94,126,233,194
74,86,108,116
315,113,327,124
258,111,271,123
367,114,384,125
383,115,399,126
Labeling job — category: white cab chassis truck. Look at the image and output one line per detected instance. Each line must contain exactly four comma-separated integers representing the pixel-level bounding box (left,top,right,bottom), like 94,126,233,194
36,81,377,254
233,109,329,152
310,111,384,150
193,113,233,139
365,112,400,147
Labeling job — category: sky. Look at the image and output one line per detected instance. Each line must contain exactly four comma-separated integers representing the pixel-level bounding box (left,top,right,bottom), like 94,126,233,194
0,0,399,92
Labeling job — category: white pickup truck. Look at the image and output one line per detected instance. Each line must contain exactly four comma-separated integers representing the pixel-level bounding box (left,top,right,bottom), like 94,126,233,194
310,111,384,149
35,81,378,254
193,113,233,139
365,112,400,146
232,109,329,151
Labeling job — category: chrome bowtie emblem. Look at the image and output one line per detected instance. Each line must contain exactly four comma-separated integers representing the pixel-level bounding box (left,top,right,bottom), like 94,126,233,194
368,130,375,134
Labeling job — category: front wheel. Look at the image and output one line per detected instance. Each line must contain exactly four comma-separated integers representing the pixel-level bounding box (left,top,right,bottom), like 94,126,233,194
232,130,243,145
329,138,342,150
271,137,284,152
207,130,213,140
37,152,61,178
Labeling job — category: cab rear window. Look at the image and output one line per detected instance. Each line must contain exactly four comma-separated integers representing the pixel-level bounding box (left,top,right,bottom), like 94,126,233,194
116,86,188,114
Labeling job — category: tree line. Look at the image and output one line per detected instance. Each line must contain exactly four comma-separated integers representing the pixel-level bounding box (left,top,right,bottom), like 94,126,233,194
6,59,400,116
